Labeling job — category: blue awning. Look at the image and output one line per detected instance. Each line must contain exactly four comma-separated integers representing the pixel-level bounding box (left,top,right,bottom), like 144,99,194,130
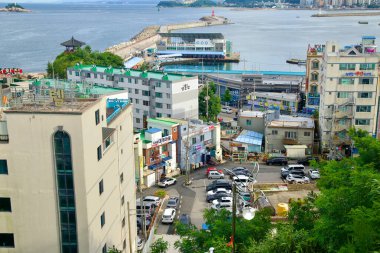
202,223,210,230
162,156,172,162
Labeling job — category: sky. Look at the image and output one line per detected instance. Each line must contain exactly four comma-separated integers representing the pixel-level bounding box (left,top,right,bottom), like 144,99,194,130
0,0,159,2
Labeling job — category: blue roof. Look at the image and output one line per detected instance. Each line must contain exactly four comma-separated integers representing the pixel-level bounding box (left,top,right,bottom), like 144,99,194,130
362,36,376,39
157,50,225,56
124,57,143,68
146,128,161,134
234,130,263,146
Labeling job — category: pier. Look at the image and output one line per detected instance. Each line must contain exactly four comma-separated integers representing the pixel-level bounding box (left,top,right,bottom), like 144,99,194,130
106,16,231,60
312,11,380,17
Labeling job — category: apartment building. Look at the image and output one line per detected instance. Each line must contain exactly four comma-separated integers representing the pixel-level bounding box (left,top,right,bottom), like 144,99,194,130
319,36,380,152
0,86,137,253
67,65,199,129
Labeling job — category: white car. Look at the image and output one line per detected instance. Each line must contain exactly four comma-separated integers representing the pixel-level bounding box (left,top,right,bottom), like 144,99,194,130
308,169,320,179
281,164,305,173
157,177,177,187
211,196,233,210
143,196,161,207
137,236,144,251
208,171,224,179
286,174,310,184
161,208,176,224
207,188,232,197
221,106,233,114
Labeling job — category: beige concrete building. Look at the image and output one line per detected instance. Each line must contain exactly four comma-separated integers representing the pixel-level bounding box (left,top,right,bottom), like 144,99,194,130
0,89,137,253
319,36,380,153
265,115,314,155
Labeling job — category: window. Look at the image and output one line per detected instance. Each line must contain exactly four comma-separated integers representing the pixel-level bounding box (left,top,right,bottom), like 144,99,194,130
192,137,196,145
100,74,104,79
75,71,79,77
163,129,169,137
142,90,150,96
271,130,278,135
128,88,132,93
97,146,102,161
134,79,138,84
162,145,168,152
156,113,162,117
144,110,149,116
122,217,125,227
86,73,91,78
127,78,131,83
355,119,370,125
339,78,355,85
136,108,140,114
285,131,297,139
104,135,113,150
119,77,123,82
102,244,107,253
101,212,106,228
358,92,372,98
359,78,374,85
156,82,161,88
0,198,11,212
339,63,356,70
356,106,371,112
312,60,319,69
94,73,98,78
359,63,375,70
121,196,125,206
95,110,100,125
156,102,163,108
143,100,150,106
167,104,171,109
99,180,104,195
0,160,8,174
311,72,318,81
337,92,350,98
304,132,311,137
136,118,141,124
0,234,15,248
135,99,139,104
167,114,171,118
120,173,124,184
135,89,139,94
166,93,171,99
123,240,126,249
200,135,205,142
166,83,171,89
246,119,252,126
155,92,163,98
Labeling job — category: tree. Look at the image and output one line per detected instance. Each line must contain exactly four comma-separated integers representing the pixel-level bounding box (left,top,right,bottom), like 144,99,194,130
223,88,232,105
107,246,121,253
151,237,169,253
47,45,124,79
198,82,221,122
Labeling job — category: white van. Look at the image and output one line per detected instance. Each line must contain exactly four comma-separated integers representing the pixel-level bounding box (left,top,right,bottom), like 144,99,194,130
208,171,224,179
232,175,250,188
280,164,305,172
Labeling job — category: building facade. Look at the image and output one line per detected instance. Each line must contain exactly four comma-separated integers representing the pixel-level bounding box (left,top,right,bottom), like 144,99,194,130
248,91,300,114
0,89,137,253
67,65,199,129
318,36,380,153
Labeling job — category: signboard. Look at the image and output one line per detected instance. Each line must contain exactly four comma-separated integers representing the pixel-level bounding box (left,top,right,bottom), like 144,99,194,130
0,68,23,75
49,89,64,106
345,72,372,77
152,135,172,147
195,39,213,48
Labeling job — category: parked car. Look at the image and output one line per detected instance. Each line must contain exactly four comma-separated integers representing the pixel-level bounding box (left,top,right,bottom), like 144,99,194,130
206,180,232,191
206,192,231,203
208,170,225,179
221,106,233,114
137,236,144,251
281,169,305,180
157,177,177,188
280,164,305,173
206,167,224,175
297,156,320,166
207,188,231,197
142,196,161,207
232,175,250,188
211,196,233,210
239,191,252,202
137,217,151,229
286,174,310,184
266,156,288,166
308,169,320,179
226,166,248,175
178,214,192,226
167,196,179,209
161,208,176,224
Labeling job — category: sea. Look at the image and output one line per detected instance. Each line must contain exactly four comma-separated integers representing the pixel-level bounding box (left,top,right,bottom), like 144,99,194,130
1,3,380,72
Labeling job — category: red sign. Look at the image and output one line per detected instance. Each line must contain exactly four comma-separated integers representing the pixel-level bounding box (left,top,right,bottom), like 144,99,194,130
0,68,23,75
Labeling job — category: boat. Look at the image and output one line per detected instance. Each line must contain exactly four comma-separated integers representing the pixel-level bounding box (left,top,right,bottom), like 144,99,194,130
358,21,368,24
286,58,306,65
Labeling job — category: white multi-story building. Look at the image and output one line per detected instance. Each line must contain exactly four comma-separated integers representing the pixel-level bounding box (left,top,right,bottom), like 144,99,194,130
319,36,380,153
0,87,137,253
67,65,199,129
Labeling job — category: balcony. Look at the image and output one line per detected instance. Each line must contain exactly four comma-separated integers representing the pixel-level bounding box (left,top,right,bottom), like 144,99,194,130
106,98,129,124
332,135,351,145
335,109,353,119
283,138,299,145
0,121,9,143
308,93,320,98
336,97,354,106
333,124,350,132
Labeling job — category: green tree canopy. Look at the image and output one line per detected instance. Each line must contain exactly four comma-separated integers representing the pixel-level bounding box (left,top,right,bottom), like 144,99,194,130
198,82,221,122
223,88,232,104
151,238,169,253
47,45,124,79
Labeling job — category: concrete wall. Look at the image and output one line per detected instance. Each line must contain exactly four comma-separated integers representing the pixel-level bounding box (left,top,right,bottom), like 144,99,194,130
265,126,314,153
238,116,265,134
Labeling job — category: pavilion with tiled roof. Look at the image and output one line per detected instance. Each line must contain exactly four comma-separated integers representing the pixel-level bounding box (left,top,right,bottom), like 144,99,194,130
60,36,86,52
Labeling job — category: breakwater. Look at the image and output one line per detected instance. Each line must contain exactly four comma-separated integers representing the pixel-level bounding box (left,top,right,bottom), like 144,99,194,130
106,16,230,60
312,11,380,17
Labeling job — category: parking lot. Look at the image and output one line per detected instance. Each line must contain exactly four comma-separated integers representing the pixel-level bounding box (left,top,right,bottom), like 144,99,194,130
141,161,315,235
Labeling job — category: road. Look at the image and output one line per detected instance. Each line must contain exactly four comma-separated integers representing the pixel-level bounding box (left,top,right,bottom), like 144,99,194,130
139,161,309,235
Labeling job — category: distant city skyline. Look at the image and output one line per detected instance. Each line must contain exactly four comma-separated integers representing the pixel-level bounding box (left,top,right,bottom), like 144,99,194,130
0,0,159,2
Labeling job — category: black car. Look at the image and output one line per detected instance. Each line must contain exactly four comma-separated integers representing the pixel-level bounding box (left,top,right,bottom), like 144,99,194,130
266,157,288,166
178,214,191,226
206,192,230,203
281,169,305,179
226,167,252,177
206,180,232,191
297,156,320,166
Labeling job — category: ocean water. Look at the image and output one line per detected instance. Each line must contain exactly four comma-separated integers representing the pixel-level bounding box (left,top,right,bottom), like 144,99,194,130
1,3,380,72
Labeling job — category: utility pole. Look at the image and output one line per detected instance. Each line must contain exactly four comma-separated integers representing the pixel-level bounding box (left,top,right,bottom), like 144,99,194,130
232,183,236,253
127,202,133,253
185,117,191,185
206,83,209,120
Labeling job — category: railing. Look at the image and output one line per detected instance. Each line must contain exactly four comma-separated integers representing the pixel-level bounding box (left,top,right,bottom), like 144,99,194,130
283,138,299,145
106,102,128,124
308,93,320,98
333,124,350,132
335,109,353,119
336,97,354,106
